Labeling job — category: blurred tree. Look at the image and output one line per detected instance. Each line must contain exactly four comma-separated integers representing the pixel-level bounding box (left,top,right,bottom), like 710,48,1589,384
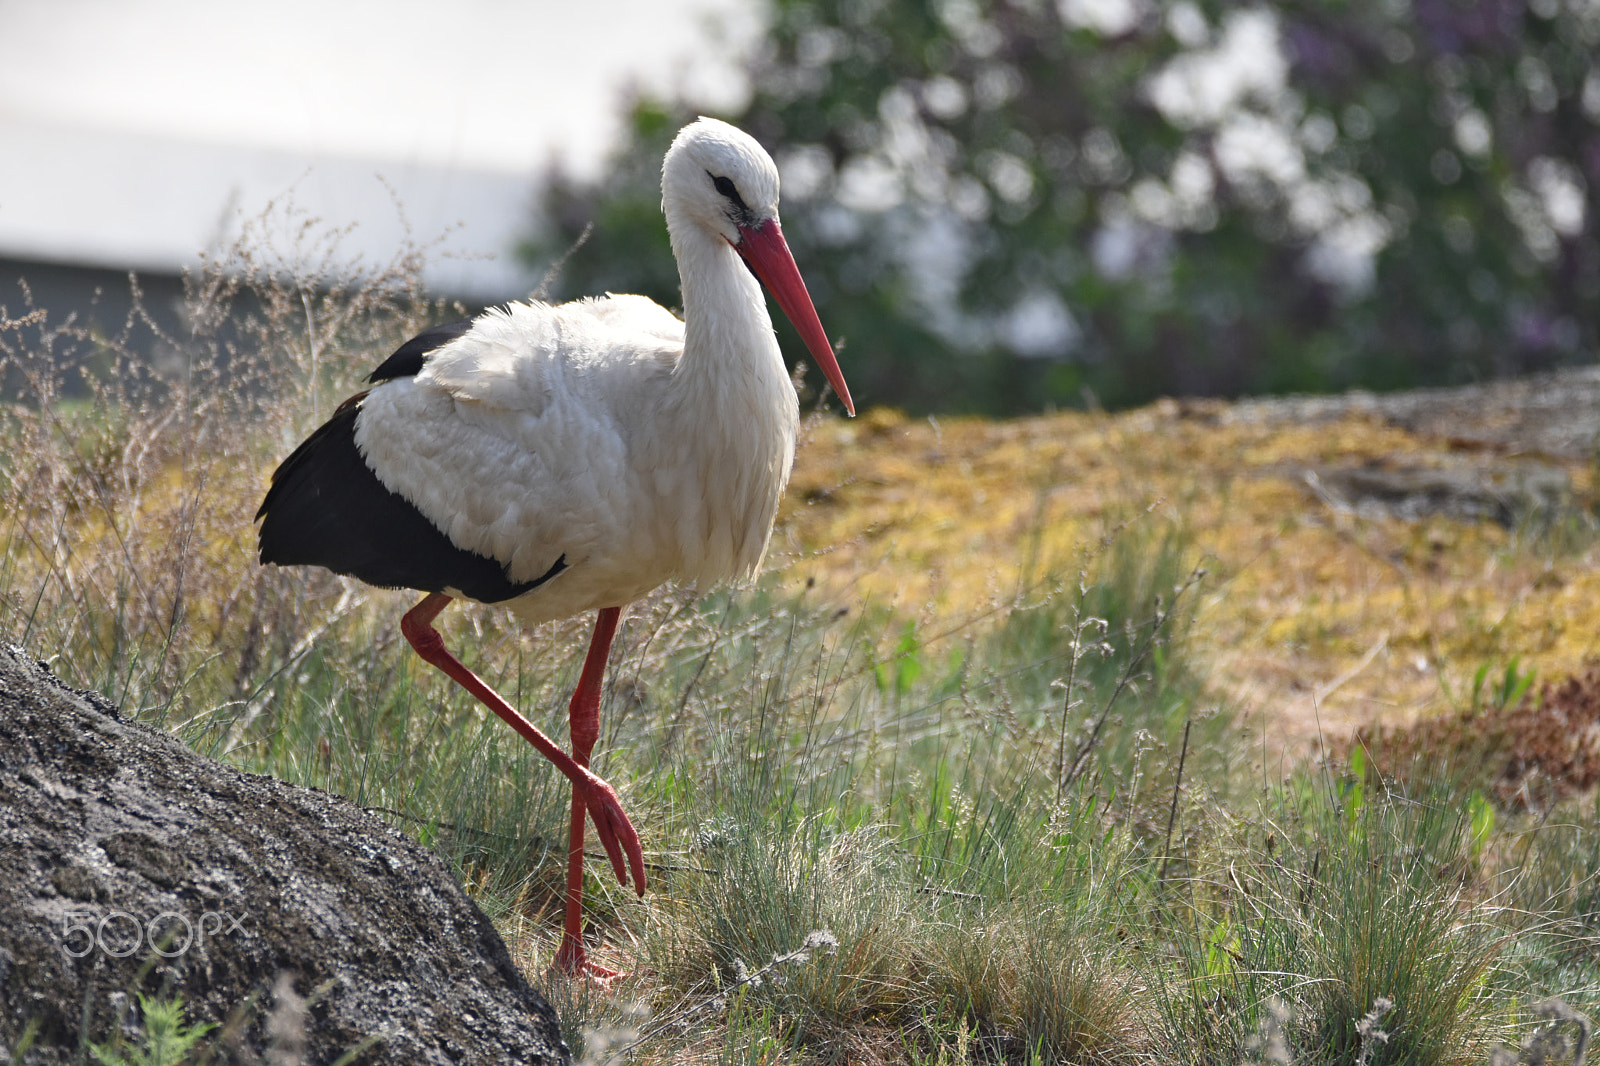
525,0,1600,414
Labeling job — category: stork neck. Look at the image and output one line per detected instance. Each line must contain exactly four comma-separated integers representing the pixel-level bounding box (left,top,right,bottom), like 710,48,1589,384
668,214,776,390
653,207,799,586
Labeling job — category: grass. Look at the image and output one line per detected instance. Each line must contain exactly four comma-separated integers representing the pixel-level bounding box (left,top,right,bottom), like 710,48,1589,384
3,221,1599,1065
1153,769,1511,1065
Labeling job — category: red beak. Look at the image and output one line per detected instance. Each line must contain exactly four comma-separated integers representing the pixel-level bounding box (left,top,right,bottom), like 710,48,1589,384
734,218,855,417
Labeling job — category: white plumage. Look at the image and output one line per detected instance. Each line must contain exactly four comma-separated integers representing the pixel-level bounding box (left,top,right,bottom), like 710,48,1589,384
258,117,853,980
355,289,794,623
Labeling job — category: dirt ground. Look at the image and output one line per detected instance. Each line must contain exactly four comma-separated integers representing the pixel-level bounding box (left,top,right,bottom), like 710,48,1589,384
776,367,1600,764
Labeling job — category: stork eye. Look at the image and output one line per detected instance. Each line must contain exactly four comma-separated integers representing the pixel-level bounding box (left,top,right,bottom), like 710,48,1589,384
709,173,748,212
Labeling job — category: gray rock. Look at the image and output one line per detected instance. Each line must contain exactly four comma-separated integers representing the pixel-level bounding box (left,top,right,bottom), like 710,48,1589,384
0,642,568,1065
1203,365,1597,525
1303,459,1572,526
1223,365,1600,460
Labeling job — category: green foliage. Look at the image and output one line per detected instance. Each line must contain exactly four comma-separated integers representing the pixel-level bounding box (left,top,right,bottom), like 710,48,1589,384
1155,777,1512,1065
527,0,1600,414
8,1018,42,1066
1469,656,1539,717
1500,789,1600,999
874,620,924,698
719,992,803,1066
1468,791,1496,860
89,995,214,1066
1344,744,1368,830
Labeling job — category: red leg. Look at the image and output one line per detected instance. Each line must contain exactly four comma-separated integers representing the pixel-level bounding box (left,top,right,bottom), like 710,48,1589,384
554,606,625,980
400,595,646,908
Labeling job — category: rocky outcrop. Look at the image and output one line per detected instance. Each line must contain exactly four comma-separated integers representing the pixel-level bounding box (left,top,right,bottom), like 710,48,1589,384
1223,365,1600,461
0,642,567,1065
1185,366,1598,525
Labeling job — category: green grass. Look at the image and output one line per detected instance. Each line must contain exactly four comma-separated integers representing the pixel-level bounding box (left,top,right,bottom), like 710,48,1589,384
1151,769,1512,1065
3,232,1597,1066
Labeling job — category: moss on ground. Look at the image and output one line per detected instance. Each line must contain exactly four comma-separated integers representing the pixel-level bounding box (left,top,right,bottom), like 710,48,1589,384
776,400,1600,759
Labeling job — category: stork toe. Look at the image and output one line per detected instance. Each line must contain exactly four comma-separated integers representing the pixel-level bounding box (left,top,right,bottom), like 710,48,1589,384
579,771,646,894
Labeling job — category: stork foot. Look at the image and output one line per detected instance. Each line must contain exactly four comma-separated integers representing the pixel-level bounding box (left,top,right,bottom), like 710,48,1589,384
553,936,631,988
572,769,646,895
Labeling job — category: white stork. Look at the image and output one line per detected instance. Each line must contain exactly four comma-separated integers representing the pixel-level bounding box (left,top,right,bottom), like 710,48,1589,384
256,117,854,980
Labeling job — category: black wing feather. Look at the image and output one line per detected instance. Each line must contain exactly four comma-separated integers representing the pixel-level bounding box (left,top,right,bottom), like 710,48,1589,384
367,318,475,383
256,396,564,604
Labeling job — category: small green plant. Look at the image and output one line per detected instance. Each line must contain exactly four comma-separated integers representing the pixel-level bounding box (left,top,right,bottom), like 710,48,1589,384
8,1017,42,1065
89,994,214,1066
1343,742,1370,833
1468,792,1496,860
1469,658,1539,718
874,620,924,700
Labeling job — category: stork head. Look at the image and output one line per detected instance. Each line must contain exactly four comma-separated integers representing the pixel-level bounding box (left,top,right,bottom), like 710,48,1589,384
662,117,855,417
663,118,780,245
